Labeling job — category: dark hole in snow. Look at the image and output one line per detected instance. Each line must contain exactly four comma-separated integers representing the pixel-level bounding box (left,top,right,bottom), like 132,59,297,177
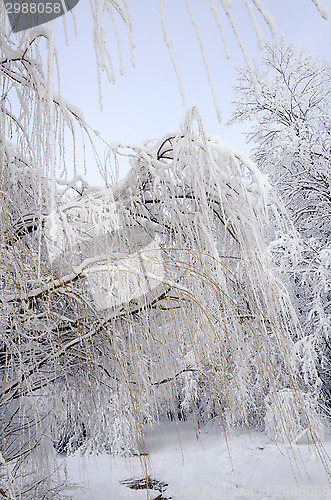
120,477,171,499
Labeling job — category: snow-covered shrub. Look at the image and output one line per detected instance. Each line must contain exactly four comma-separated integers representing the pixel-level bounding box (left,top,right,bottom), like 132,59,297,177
265,389,325,444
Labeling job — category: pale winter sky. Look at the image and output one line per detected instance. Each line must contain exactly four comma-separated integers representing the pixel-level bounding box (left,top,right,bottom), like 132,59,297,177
53,0,331,184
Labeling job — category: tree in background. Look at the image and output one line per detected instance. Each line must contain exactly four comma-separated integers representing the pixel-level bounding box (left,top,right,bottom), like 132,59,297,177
231,39,331,412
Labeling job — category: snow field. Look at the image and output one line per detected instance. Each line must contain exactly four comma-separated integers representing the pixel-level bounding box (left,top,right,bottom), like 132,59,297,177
64,422,331,500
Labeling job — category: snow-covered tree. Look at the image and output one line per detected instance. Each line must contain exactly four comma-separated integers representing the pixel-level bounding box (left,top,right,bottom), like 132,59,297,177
1,4,330,499
231,39,331,413
231,39,330,241
2,106,330,496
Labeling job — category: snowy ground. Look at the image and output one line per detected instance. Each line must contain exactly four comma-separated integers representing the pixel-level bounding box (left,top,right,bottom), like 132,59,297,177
63,421,331,500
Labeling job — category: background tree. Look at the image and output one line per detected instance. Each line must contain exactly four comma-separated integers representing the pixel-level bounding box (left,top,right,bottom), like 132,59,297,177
231,38,330,240
230,38,331,412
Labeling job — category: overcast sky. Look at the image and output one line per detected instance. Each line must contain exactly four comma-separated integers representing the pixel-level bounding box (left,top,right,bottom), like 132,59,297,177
53,0,331,184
